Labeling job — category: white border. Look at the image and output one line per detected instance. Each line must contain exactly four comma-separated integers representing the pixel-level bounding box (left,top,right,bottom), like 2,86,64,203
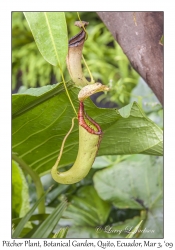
1,0,175,248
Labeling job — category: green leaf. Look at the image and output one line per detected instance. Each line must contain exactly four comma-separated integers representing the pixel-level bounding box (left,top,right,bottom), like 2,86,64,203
31,199,67,238
12,160,30,218
12,83,163,176
63,186,110,226
12,188,50,238
93,155,163,238
131,78,163,128
12,214,49,227
24,12,68,68
92,156,112,169
53,227,69,238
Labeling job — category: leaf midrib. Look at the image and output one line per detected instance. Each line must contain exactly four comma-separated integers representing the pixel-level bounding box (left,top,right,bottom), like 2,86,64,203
44,12,60,67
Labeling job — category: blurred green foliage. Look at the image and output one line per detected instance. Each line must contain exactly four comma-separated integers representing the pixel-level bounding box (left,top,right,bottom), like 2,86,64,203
12,11,139,105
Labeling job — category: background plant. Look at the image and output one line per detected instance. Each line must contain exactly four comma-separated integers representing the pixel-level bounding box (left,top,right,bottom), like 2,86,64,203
12,12,163,239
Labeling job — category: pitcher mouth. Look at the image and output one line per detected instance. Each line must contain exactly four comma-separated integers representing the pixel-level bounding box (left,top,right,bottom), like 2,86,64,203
78,82,110,102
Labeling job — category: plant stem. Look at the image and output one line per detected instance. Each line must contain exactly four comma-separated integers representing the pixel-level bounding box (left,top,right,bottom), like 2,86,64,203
12,154,45,214
77,12,88,40
52,117,77,170
59,69,77,116
77,12,94,84
82,55,94,84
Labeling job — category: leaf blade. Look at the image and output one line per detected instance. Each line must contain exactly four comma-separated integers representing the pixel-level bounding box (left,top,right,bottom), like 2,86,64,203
24,12,68,68
53,227,69,238
12,160,30,218
63,186,111,226
31,199,67,238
